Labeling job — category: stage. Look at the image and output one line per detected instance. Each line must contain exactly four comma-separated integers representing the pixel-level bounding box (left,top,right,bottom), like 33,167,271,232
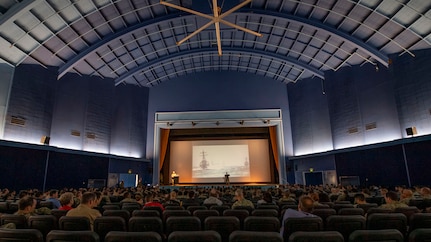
158,183,279,190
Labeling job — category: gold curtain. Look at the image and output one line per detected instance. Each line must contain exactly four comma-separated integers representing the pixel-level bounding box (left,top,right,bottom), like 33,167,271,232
269,126,280,172
159,128,170,171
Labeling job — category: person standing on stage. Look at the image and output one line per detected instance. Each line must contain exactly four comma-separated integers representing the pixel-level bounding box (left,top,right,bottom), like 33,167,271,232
224,172,230,185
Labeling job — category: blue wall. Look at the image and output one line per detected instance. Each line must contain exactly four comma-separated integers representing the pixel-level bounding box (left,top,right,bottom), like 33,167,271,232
146,71,293,160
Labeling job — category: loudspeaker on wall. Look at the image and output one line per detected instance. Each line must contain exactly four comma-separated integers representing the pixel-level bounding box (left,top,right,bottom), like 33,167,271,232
405,127,417,136
40,136,50,145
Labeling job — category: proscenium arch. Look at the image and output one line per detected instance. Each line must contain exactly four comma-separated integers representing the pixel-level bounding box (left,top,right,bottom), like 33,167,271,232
57,9,389,81
113,47,325,86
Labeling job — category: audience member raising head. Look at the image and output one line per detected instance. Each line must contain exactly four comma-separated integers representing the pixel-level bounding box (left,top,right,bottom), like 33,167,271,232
59,192,74,211
280,195,317,238
232,188,254,209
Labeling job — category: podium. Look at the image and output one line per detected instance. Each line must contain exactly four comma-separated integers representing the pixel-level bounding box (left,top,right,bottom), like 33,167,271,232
172,176,179,185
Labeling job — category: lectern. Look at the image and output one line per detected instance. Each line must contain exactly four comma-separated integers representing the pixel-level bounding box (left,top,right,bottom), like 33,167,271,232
173,176,179,185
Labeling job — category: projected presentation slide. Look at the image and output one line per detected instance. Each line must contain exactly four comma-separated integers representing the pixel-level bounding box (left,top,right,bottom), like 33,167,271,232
170,139,271,183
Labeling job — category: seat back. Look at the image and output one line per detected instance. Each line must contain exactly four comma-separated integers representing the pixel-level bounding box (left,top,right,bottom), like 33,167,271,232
58,216,91,231
39,201,54,209
282,216,323,242
103,210,130,223
162,210,191,224
128,216,164,236
333,204,354,212
27,215,58,239
210,205,230,215
121,203,141,214
204,216,240,242
366,207,392,216
143,206,164,218
46,230,99,242
311,208,336,227
366,213,407,235
394,206,420,223
1,214,28,229
326,215,366,241
229,230,282,242
0,228,43,242
409,213,431,233
102,205,120,211
338,208,364,216
193,210,219,228
168,230,222,242
222,209,249,230
232,206,253,214
356,203,378,214
93,216,127,242
0,202,9,214
132,209,160,217
288,231,343,242
244,216,280,232
251,209,278,217
408,228,431,242
349,229,404,242
165,216,201,236
187,206,207,215
165,206,185,210
50,209,68,222
104,231,162,242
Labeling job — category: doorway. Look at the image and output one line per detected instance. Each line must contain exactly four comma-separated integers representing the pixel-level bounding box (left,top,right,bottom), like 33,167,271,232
304,172,323,186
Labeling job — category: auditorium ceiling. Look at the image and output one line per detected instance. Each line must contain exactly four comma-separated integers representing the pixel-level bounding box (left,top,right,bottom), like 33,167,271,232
0,0,430,87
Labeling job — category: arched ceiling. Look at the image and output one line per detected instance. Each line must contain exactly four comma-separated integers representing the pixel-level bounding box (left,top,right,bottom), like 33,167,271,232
0,0,430,87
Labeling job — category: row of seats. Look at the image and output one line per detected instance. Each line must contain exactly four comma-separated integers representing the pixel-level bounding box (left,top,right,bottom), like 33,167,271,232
1,228,431,242
3,212,431,242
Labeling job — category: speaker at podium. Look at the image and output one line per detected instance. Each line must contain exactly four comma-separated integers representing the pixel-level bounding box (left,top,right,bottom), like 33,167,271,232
171,171,179,185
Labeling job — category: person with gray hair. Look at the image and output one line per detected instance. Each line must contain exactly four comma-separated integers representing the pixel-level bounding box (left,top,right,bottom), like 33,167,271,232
203,188,223,206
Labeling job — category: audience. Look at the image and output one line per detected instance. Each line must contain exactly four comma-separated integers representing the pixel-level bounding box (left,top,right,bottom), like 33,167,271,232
47,189,61,209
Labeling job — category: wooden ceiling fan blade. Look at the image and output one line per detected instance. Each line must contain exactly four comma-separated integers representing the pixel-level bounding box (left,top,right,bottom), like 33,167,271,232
220,19,262,37
160,0,213,21
176,20,215,45
220,0,252,18
215,22,222,56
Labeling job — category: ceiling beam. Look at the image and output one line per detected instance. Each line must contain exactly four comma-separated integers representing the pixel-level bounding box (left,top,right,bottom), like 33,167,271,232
113,47,325,86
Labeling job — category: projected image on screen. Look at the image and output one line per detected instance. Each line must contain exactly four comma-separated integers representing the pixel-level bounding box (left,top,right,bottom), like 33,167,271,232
192,145,250,178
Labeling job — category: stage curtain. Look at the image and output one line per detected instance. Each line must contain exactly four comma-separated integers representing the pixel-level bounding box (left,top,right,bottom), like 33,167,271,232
159,128,170,171
269,126,279,172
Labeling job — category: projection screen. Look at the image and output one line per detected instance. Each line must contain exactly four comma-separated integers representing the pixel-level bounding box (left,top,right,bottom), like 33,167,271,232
169,139,271,183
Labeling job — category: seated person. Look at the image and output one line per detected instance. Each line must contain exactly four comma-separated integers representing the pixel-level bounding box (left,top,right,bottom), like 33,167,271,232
379,191,408,210
47,189,61,209
232,188,254,209
144,192,165,211
353,193,368,207
203,189,223,206
59,192,74,211
257,191,276,205
66,192,102,231
280,195,316,238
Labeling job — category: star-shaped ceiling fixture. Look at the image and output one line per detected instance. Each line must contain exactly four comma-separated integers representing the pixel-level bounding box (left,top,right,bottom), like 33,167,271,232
160,0,262,56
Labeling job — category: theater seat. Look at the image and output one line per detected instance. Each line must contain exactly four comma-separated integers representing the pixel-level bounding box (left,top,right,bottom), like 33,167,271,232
288,231,343,242
229,231,282,242
282,216,323,242
244,216,280,232
348,229,404,242
408,228,431,242
104,231,162,242
58,216,91,231
46,230,100,242
168,230,222,242
204,216,240,242
0,228,43,242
